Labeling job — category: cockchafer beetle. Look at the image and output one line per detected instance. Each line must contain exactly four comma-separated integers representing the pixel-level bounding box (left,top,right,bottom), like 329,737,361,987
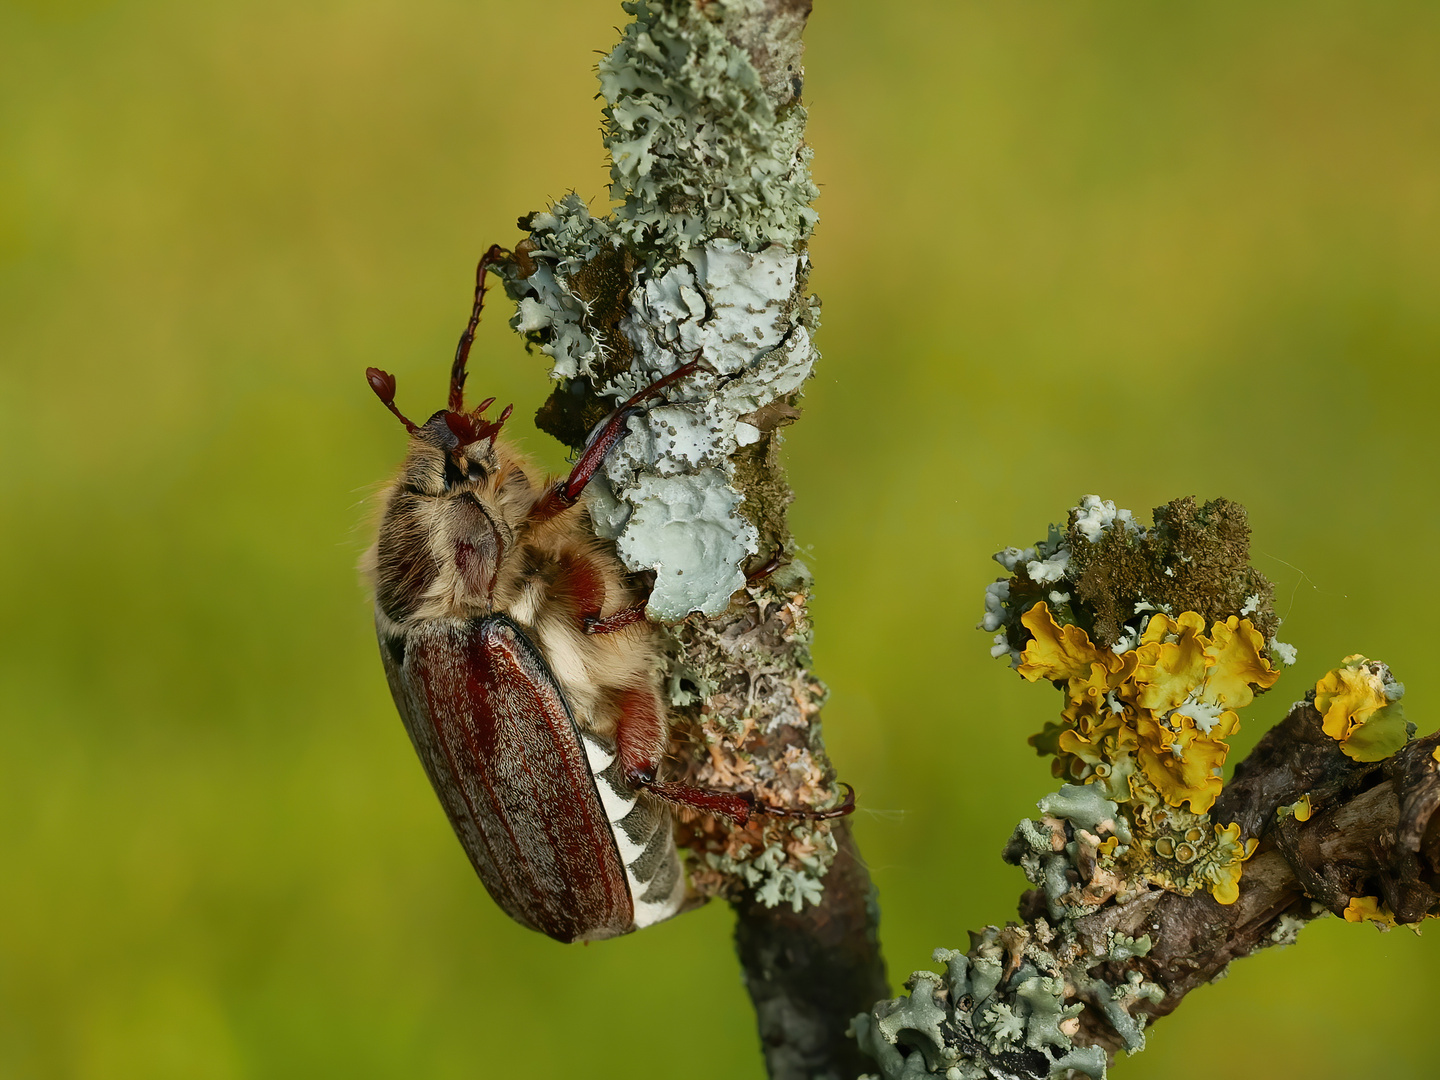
363,247,853,941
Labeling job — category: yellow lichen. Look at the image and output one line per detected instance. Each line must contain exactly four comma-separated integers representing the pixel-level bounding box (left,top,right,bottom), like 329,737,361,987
1342,896,1398,929
1315,656,1389,741
1314,655,1409,762
1021,603,1278,814
1277,795,1313,823
1205,823,1259,905
1134,612,1210,712
1202,617,1282,709
1134,711,1238,814
1017,602,1283,909
1018,605,1124,685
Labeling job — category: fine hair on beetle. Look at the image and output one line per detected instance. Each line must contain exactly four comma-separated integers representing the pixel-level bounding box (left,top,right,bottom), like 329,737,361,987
361,246,853,942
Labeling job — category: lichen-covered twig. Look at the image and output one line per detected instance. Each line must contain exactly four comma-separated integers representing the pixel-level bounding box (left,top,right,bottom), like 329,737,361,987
498,2,887,1076
853,496,1440,1079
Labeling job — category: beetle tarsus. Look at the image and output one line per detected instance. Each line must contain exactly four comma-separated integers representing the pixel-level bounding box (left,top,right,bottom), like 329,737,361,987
747,782,856,821
746,550,786,584
631,777,857,826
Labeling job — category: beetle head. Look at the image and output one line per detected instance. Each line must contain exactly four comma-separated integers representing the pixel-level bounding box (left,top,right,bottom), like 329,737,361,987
366,366,514,497
368,367,523,617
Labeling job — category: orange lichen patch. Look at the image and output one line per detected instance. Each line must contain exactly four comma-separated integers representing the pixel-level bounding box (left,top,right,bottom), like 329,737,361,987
1018,604,1118,684
702,739,758,790
1134,612,1277,713
1203,617,1282,708
1021,604,1276,813
1314,655,1409,762
1277,795,1313,823
1206,823,1259,905
1134,612,1209,711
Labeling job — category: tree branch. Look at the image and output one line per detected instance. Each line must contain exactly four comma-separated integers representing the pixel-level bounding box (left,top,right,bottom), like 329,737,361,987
500,2,887,1077
852,496,1440,1079
494,9,1438,1078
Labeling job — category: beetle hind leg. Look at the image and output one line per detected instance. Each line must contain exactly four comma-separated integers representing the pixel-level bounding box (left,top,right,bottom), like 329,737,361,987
613,686,856,826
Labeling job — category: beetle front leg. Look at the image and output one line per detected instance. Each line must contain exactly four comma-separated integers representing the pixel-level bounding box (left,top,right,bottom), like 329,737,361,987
529,360,702,524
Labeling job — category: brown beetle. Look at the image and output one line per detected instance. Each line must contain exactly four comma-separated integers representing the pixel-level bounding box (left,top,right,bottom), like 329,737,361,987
363,248,851,942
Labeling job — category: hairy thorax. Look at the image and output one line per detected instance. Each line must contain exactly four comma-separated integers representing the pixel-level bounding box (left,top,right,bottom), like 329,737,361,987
367,440,662,744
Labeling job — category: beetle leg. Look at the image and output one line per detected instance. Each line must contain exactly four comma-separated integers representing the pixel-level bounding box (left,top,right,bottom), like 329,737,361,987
635,777,857,825
747,782,857,821
613,687,855,825
745,549,786,584
615,686,670,782
551,550,608,625
583,603,648,635
530,360,702,523
550,551,649,634
641,781,755,825
612,688,747,822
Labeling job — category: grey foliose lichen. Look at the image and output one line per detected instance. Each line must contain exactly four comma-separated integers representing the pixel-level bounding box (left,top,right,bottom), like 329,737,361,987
849,937,1107,1080
601,0,819,253
853,784,1178,1080
700,821,836,911
672,568,846,908
504,0,821,622
593,242,815,620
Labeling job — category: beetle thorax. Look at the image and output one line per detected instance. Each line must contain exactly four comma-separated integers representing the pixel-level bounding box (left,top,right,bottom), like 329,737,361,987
370,418,539,626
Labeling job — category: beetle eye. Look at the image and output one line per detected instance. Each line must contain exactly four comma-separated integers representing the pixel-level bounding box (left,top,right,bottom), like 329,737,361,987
442,453,488,490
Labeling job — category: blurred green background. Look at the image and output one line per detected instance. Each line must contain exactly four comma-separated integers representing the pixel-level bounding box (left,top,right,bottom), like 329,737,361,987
3,0,1438,1076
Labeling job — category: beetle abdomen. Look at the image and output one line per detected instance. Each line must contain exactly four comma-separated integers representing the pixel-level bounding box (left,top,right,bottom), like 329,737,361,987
380,614,639,941
579,734,685,929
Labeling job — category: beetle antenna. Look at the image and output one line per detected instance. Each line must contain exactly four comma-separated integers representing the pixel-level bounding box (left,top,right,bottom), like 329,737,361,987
449,244,510,414
366,368,419,435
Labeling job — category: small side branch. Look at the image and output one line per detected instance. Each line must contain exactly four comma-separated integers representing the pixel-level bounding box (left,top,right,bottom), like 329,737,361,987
854,496,1439,1079
1074,710,1440,1054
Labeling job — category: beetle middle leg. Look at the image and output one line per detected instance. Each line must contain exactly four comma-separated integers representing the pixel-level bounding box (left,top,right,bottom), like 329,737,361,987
583,605,649,635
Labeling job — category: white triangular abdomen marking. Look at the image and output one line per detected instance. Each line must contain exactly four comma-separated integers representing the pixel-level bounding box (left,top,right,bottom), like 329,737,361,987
594,774,637,823
629,864,686,929
581,734,616,773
